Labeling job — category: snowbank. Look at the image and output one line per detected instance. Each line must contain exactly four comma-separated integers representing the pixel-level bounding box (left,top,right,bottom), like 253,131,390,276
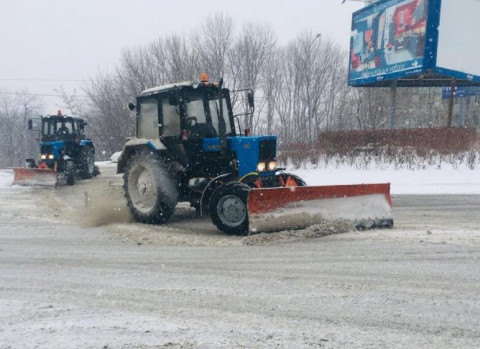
292,163,480,195
0,170,13,188
1,161,479,195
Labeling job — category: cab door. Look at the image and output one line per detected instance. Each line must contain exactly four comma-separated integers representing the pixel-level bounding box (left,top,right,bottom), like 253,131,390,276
137,98,160,139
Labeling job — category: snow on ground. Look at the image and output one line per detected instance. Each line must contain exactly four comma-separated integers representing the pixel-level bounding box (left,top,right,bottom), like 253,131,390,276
293,162,480,195
2,161,479,194
0,170,14,188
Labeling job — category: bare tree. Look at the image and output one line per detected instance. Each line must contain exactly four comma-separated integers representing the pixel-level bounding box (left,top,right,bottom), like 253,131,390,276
193,13,234,81
164,34,198,83
270,32,347,144
263,49,282,135
228,23,276,132
81,13,457,156
0,91,40,167
82,71,134,157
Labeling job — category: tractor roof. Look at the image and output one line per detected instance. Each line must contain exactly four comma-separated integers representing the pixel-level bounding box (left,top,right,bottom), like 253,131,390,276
140,81,195,97
42,114,83,121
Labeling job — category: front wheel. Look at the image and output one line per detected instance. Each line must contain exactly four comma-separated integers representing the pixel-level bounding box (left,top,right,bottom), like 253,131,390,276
278,173,306,187
209,182,250,235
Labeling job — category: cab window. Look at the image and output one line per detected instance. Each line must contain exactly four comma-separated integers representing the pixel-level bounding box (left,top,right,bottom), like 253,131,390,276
138,99,159,139
162,99,180,137
186,98,206,123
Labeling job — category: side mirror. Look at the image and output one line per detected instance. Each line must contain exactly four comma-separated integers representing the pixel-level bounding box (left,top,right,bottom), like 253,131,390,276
27,118,40,131
247,91,254,110
128,102,136,111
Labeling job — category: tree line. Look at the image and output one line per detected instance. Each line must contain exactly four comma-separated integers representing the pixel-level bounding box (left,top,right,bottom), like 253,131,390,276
0,14,453,165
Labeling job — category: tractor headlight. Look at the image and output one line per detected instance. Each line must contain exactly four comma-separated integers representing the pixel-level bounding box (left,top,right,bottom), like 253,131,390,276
257,162,266,172
48,154,54,160
266,161,276,171
40,154,47,160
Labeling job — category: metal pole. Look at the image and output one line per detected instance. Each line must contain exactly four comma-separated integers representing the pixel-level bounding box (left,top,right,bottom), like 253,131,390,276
447,81,455,127
458,97,466,127
388,80,397,129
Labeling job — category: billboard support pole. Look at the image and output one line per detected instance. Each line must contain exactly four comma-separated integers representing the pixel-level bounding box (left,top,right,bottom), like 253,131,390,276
388,80,397,129
447,80,456,127
458,97,466,127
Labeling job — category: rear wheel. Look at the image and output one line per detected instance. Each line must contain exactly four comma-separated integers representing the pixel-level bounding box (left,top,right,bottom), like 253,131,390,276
65,160,76,185
79,147,95,179
92,165,100,177
209,182,250,235
124,152,178,224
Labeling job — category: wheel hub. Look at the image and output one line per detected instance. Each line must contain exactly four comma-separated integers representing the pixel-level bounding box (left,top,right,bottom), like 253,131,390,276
129,165,157,213
218,195,246,225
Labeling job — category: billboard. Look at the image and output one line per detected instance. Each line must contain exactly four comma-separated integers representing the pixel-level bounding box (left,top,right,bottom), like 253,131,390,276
436,0,480,80
441,86,480,99
348,0,480,87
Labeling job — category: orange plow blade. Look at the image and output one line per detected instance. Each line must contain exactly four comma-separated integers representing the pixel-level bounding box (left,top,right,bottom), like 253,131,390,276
247,183,393,233
12,167,59,187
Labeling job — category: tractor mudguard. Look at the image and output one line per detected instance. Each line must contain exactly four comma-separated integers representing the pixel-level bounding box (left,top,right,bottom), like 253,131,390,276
117,138,167,174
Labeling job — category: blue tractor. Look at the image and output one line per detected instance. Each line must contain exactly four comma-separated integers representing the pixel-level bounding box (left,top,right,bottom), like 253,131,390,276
118,75,392,235
13,111,99,186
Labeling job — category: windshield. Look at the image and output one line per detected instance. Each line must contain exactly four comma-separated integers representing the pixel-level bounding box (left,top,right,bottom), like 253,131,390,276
184,92,233,135
42,118,76,136
186,98,207,123
42,117,85,140
209,98,231,135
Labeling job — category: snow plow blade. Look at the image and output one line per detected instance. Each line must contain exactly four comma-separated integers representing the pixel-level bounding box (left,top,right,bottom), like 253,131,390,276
247,183,393,233
12,167,59,187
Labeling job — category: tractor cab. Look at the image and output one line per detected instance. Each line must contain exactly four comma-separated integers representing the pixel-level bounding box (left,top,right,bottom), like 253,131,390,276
120,74,277,180
134,76,235,140
130,75,241,177
36,111,87,143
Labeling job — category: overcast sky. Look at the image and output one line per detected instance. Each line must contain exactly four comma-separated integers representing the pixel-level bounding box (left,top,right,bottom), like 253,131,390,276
0,0,363,112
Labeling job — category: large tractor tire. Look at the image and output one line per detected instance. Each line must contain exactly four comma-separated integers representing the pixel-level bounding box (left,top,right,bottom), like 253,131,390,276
124,152,178,224
65,160,76,185
209,182,250,236
79,147,95,179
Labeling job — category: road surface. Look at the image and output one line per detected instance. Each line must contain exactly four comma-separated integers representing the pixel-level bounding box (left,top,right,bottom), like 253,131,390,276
0,166,479,348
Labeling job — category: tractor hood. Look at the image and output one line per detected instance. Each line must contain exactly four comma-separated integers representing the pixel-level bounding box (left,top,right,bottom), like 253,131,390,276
203,136,277,177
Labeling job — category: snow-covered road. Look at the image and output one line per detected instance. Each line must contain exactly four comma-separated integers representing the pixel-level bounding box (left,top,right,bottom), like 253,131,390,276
0,165,479,348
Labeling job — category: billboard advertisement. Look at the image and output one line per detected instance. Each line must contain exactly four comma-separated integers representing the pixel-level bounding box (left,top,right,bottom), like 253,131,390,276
348,0,480,87
349,0,429,86
436,0,480,80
